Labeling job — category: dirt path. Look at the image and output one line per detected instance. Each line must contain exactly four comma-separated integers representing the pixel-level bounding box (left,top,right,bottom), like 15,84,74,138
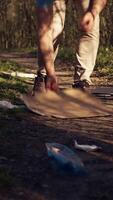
0,52,37,68
0,52,113,200
1,51,113,87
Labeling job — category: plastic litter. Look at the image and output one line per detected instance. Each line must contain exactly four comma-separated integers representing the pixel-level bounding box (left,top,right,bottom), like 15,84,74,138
1,71,36,78
0,100,19,109
46,142,86,176
74,140,102,152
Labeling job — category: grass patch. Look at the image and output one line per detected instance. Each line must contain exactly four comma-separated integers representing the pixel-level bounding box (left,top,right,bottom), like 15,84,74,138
0,58,30,102
96,47,113,68
0,76,28,103
95,47,113,75
58,47,76,63
58,46,113,75
0,60,26,73
0,76,28,92
0,58,32,116
0,47,36,54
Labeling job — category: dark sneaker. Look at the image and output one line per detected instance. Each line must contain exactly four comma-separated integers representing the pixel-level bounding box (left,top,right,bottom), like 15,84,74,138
32,72,47,95
72,79,91,91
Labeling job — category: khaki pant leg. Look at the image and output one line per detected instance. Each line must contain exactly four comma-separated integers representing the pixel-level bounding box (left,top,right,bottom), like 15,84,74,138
74,0,100,83
52,0,66,60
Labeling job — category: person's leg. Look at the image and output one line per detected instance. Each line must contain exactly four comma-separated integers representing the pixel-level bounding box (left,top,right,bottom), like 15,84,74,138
73,0,100,88
34,0,66,92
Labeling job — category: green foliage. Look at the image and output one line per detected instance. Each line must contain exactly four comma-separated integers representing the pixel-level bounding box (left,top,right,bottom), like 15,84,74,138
96,47,113,67
0,76,28,102
58,47,75,62
0,0,113,49
0,59,25,72
96,47,113,74
0,47,36,53
0,60,29,103
58,46,113,75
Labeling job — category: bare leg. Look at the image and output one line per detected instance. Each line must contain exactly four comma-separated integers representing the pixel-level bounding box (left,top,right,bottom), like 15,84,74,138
37,0,66,76
33,0,66,92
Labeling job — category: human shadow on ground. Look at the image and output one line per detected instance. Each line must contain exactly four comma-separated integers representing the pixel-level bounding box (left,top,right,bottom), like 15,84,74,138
0,112,113,200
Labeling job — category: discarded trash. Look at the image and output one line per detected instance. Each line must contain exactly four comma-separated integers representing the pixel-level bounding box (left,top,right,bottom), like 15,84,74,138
1,71,36,79
74,140,102,152
46,143,86,175
0,100,19,109
10,72,36,78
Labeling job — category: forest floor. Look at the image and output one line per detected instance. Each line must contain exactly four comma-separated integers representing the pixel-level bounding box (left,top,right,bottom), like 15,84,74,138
0,52,113,200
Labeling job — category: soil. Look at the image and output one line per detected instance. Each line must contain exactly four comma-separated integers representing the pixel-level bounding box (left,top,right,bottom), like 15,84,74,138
0,52,113,200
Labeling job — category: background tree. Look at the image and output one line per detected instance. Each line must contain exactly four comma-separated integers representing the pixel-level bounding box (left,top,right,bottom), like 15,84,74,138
0,0,113,49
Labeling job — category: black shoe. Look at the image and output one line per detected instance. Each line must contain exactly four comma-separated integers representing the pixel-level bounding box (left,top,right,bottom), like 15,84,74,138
32,72,47,95
72,80,90,90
